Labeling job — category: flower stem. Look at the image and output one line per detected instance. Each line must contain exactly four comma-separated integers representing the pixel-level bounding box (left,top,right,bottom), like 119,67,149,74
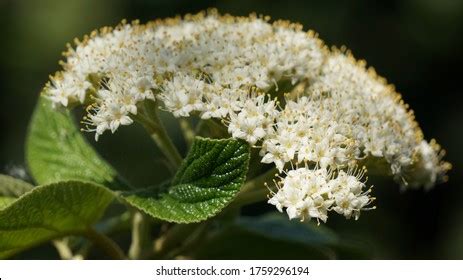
179,118,195,147
230,167,277,208
163,222,210,259
83,228,126,260
153,223,198,258
53,239,74,260
128,212,151,260
135,100,183,169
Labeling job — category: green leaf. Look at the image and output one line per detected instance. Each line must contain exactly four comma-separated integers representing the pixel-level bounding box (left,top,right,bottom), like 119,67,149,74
0,174,34,197
123,137,250,223
0,175,34,211
0,197,16,210
26,98,250,224
26,97,127,190
0,181,114,259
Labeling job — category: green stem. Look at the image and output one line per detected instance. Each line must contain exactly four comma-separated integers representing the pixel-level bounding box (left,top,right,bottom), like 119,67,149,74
232,188,269,207
195,118,228,138
98,211,132,234
147,120,183,169
164,222,210,259
135,101,183,169
72,212,131,260
231,167,278,208
179,118,195,146
153,223,198,258
83,228,126,260
128,212,151,260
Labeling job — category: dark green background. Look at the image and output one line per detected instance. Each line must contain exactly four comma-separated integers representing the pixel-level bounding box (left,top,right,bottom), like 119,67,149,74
1,0,462,259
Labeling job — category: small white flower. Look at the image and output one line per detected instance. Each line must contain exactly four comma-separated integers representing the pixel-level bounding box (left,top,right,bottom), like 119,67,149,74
227,95,277,145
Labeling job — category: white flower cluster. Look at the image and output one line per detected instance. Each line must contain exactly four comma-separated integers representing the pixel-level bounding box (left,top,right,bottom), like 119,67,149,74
44,11,450,222
268,167,372,223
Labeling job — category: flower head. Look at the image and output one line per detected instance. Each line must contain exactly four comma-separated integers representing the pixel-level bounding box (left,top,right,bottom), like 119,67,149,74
43,10,450,223
268,166,373,223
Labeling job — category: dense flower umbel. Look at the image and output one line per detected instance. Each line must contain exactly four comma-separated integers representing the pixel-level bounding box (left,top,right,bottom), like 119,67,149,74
44,11,450,223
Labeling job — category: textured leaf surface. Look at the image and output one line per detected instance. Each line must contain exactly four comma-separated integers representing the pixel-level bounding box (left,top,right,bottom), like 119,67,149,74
0,175,34,211
26,98,250,224
26,97,127,190
0,197,16,210
123,137,250,223
0,181,114,259
0,174,34,197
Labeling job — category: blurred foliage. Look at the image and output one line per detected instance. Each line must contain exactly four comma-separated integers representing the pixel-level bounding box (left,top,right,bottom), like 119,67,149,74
0,0,462,259
194,213,370,259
